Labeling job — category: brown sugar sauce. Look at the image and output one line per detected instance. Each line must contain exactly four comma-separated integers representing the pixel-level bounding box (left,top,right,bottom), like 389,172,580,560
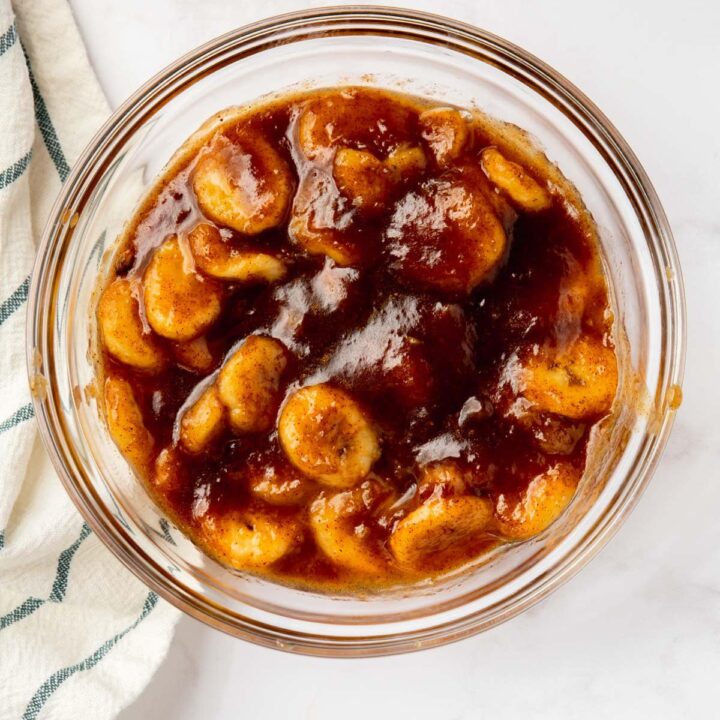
97,87,618,590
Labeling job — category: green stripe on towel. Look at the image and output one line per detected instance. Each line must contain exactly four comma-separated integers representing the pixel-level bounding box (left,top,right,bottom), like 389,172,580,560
0,524,91,630
0,150,31,189
0,402,34,435
49,523,92,602
0,597,45,629
22,591,159,720
0,21,16,55
21,46,71,181
0,275,30,326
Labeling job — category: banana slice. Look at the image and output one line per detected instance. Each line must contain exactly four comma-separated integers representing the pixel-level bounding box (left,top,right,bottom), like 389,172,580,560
153,446,184,494
418,460,468,496
104,375,153,473
248,461,316,506
179,384,226,454
495,462,579,540
419,107,469,166
288,169,361,267
385,144,426,182
389,495,493,572
98,278,164,372
188,223,286,283
172,335,214,373
516,412,586,456
143,236,223,341
386,173,508,294
520,335,618,420
297,90,415,160
480,147,552,212
192,135,293,235
200,508,301,569
278,384,380,488
310,486,387,575
333,148,392,213
217,336,288,433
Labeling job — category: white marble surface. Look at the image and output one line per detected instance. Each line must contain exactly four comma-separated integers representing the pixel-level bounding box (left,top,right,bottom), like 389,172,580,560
68,0,720,717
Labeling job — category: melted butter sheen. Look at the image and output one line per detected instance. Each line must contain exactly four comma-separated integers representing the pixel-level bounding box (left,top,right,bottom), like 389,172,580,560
98,87,618,591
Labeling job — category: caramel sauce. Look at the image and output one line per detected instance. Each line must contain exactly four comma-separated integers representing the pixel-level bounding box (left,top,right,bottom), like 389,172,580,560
98,87,617,591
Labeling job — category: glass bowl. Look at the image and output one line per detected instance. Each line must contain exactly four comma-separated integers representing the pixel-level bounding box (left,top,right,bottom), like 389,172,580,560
26,6,685,656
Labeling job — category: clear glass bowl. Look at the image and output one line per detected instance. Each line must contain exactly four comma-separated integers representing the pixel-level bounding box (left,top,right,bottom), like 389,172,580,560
27,6,685,656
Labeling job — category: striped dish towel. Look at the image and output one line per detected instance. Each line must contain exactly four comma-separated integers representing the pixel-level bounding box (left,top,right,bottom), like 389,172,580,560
0,1,179,718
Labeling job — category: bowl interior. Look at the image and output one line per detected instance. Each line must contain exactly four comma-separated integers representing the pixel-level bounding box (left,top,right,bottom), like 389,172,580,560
30,9,683,655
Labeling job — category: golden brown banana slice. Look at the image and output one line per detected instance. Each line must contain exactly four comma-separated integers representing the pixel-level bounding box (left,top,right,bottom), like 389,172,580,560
153,446,184,495
188,223,286,283
192,135,293,235
386,172,508,294
417,460,468,496
523,413,586,455
333,148,392,213
247,461,316,507
143,237,223,341
278,384,380,488
389,495,493,572
309,487,387,575
480,147,552,212
288,169,362,267
419,107,469,166
494,462,579,540
384,144,426,182
201,508,301,569
98,278,164,372
104,375,153,474
520,335,618,420
217,336,288,433
297,89,416,160
179,384,226,454
172,335,214,373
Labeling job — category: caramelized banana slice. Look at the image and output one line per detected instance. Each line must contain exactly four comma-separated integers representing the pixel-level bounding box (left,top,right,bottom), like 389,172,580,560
333,148,392,213
153,446,184,495
188,223,286,283
386,172,508,294
419,107,468,166
192,135,293,235
297,89,416,160
144,237,223,341
495,462,579,540
98,278,164,372
172,335,214,373
385,144,426,182
217,336,288,433
179,384,226,454
480,147,552,212
389,495,493,572
247,457,316,507
288,169,363,266
278,384,380,488
104,375,153,473
520,336,618,420
309,485,388,575
249,473,315,507
418,460,468,496
201,509,301,569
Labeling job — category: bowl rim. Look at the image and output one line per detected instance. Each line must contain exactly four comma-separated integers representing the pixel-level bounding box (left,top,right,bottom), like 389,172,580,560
26,4,686,656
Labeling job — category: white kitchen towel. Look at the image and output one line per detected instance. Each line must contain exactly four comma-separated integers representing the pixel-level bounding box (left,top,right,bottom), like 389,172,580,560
0,1,179,718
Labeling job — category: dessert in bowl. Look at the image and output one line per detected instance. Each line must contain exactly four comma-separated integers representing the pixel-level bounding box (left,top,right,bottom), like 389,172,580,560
28,8,684,654
97,86,618,591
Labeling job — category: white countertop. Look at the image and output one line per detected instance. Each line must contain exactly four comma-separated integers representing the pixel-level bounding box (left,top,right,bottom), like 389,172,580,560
68,1,720,717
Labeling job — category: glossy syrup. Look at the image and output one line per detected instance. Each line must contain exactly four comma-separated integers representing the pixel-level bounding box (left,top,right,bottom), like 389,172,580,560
102,87,614,589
